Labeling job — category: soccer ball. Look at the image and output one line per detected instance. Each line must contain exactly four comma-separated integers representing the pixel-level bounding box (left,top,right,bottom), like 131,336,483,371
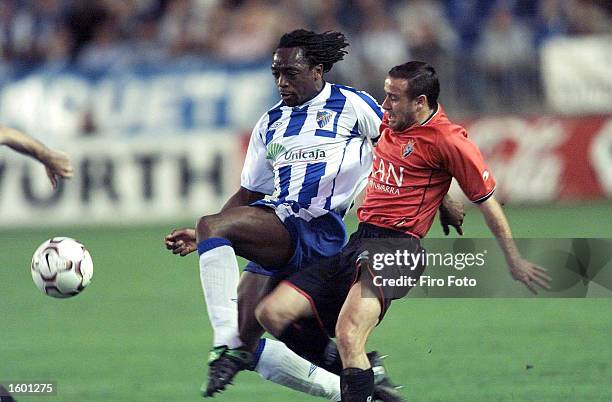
31,237,93,298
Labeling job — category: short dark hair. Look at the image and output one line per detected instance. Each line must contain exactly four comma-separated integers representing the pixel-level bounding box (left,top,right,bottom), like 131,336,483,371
388,61,439,108
276,29,349,73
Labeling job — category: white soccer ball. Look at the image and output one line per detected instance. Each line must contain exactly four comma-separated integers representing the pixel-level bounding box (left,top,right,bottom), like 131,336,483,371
31,237,93,298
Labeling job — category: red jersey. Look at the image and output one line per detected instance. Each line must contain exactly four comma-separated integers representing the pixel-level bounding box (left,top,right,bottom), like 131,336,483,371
357,105,495,238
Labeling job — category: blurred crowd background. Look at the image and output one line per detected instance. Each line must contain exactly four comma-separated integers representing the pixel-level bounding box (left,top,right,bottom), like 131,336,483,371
0,0,610,227
0,0,610,118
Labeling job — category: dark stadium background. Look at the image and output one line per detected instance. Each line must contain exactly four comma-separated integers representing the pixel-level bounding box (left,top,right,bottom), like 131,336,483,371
1,1,611,401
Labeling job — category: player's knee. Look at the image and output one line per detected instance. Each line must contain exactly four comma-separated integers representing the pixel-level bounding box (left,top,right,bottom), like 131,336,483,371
255,299,290,337
196,214,224,241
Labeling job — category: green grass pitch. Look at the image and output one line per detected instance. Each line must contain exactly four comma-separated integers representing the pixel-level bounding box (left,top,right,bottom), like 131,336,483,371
1,202,611,401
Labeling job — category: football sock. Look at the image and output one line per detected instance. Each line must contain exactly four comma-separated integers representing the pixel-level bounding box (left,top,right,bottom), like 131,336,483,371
197,238,242,349
253,338,341,402
278,319,343,375
340,367,374,402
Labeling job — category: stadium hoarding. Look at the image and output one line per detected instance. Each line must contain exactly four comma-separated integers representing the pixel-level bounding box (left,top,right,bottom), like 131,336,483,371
0,62,276,141
541,35,612,115
446,114,612,203
0,133,241,227
1,114,611,227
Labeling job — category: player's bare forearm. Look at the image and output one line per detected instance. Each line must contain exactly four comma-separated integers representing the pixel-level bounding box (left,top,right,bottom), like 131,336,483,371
476,197,519,260
439,194,465,235
221,186,266,211
477,197,551,293
1,126,73,188
0,126,48,161
441,194,452,205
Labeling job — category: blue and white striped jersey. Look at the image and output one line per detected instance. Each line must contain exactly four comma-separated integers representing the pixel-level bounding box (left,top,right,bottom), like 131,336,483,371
241,82,383,220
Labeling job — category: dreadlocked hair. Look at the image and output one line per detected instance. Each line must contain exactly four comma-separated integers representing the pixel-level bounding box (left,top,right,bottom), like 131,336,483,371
277,29,349,73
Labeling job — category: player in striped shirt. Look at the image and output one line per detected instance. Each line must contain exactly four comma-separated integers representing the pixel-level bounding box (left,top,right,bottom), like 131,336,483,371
165,30,411,401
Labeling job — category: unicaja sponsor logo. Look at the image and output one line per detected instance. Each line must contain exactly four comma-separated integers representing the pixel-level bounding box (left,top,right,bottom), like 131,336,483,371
283,148,326,161
266,143,327,163
266,143,286,161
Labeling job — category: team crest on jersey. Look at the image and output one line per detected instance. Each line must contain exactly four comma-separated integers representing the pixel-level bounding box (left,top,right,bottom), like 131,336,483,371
402,139,416,158
316,110,333,128
266,142,287,161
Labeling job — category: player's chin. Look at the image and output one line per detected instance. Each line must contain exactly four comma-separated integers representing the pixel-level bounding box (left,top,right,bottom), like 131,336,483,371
281,94,298,106
388,118,407,131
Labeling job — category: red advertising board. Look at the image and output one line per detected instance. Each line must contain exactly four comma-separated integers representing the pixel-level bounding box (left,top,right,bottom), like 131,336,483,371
464,115,612,202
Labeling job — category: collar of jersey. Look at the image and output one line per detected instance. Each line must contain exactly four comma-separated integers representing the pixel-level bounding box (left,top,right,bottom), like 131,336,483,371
419,103,441,126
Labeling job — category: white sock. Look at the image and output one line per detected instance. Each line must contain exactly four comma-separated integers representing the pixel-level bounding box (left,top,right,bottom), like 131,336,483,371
255,338,341,402
198,239,242,349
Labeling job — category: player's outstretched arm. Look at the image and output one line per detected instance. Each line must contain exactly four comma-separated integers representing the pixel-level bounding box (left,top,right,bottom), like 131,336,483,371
164,187,266,256
477,197,551,294
0,125,73,188
439,194,465,235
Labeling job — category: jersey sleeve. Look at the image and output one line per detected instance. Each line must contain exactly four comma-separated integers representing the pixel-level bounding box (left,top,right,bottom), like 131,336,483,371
437,127,496,203
240,116,275,195
342,89,383,140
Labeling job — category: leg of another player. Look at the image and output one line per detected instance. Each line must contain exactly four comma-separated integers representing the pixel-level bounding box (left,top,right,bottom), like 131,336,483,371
256,281,313,336
240,273,341,401
257,282,343,374
259,282,405,402
254,338,341,402
237,271,277,351
335,282,381,402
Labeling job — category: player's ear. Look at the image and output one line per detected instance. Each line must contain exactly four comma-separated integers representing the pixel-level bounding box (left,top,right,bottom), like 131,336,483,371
312,64,323,81
415,94,427,111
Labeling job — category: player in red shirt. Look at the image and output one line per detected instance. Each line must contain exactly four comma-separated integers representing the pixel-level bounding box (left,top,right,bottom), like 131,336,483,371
256,61,551,402
358,100,495,238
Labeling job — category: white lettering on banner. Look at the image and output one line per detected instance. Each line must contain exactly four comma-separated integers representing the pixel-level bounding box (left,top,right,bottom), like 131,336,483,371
541,36,612,115
0,75,91,137
591,119,612,197
464,117,567,202
0,68,272,139
0,135,240,227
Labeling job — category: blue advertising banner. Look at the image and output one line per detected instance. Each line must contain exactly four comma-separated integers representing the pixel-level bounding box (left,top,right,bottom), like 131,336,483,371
0,63,276,140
